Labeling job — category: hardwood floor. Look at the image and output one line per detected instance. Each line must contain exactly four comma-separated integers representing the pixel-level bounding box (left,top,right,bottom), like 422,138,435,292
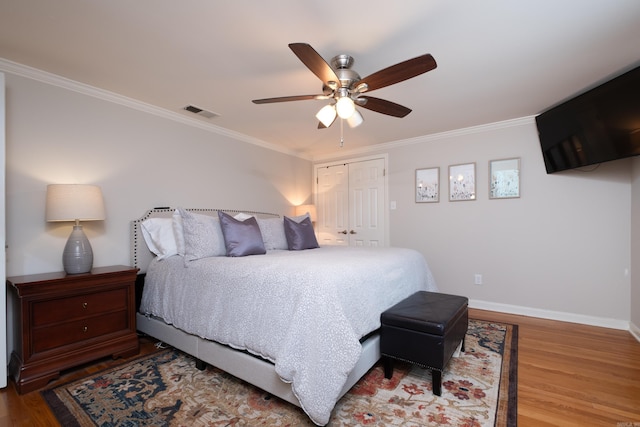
471,309,640,427
0,310,639,426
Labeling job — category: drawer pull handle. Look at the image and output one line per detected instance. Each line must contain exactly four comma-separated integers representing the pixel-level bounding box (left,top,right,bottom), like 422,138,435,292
82,326,88,333
82,302,88,309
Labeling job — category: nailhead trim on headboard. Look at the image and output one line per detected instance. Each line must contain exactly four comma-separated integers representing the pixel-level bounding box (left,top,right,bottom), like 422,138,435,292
131,207,281,273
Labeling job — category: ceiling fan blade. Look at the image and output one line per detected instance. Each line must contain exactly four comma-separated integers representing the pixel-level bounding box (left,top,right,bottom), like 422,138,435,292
289,43,341,89
358,54,437,92
252,94,327,104
358,96,412,118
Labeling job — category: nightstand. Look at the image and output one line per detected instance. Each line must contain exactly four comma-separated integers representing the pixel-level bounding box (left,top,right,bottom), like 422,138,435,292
7,265,140,394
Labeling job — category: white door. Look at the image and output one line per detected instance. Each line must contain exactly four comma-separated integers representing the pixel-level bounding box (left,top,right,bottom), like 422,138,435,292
348,158,385,246
315,157,386,247
316,164,349,245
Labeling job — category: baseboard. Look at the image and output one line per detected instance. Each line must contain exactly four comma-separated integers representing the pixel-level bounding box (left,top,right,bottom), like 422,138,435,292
630,321,640,343
469,299,630,331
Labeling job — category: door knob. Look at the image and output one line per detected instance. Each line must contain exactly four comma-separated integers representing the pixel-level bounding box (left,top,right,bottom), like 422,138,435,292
349,230,357,234
339,230,348,234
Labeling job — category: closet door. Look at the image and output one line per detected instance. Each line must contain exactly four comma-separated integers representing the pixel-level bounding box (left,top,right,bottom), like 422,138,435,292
315,157,386,247
316,164,349,245
348,158,385,246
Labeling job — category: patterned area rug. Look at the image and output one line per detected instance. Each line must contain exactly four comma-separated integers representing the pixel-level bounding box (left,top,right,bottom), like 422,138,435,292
42,319,517,426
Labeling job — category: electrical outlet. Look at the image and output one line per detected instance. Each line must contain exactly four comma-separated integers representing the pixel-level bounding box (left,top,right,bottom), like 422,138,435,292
474,274,482,285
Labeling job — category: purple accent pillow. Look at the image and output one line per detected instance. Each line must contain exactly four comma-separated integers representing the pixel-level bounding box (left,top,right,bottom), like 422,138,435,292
218,211,266,257
284,215,319,250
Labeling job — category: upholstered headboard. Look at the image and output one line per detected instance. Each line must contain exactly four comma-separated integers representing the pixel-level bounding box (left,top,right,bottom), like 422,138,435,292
131,208,280,274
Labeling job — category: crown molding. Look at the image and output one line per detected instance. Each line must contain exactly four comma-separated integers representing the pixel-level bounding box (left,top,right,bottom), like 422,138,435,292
0,58,311,160
1,57,535,164
312,116,537,162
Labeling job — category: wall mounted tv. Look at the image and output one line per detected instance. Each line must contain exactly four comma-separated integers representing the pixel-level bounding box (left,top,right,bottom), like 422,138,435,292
536,65,640,173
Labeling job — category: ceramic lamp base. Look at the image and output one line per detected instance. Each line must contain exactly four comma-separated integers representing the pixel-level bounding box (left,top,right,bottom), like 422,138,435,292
63,225,93,274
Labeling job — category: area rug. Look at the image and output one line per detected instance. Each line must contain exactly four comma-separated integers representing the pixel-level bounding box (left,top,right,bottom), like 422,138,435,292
42,319,517,426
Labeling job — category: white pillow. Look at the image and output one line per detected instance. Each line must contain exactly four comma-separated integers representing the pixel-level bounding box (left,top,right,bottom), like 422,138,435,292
172,208,185,256
234,212,253,221
178,207,226,261
257,217,287,250
140,217,178,260
291,212,310,223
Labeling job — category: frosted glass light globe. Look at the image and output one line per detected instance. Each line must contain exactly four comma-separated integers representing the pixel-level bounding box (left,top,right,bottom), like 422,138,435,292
336,97,355,119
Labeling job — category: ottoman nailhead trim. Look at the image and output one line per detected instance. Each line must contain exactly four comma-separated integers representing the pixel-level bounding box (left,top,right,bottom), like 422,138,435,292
381,353,443,373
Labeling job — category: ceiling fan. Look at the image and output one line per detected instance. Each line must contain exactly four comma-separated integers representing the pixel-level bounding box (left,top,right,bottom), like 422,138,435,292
252,43,437,130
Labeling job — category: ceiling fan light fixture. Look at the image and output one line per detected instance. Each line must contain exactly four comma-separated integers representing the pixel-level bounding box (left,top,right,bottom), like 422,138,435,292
316,104,337,128
254,44,437,136
336,96,356,119
354,82,369,93
347,109,364,128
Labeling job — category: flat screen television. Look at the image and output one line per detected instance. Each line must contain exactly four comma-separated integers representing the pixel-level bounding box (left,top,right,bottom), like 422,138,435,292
536,65,640,173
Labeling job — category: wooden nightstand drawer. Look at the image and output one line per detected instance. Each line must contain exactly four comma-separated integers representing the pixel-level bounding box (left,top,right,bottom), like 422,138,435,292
7,265,140,394
32,288,127,327
33,310,128,353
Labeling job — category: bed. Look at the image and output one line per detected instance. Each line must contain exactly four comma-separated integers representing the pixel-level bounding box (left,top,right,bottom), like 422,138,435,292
132,207,438,425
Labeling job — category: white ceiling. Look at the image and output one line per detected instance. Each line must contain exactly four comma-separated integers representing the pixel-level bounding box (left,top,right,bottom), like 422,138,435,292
1,0,639,159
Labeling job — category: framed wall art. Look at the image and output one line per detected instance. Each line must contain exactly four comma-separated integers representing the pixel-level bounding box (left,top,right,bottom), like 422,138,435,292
449,162,476,201
416,167,439,203
489,158,520,199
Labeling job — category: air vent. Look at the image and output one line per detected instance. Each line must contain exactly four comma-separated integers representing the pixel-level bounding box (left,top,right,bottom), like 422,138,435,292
183,105,219,119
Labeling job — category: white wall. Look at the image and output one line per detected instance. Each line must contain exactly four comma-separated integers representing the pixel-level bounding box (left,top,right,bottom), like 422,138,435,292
4,72,312,276
318,119,632,327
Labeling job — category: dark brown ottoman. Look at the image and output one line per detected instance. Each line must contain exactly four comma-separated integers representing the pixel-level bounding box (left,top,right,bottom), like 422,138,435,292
380,291,468,396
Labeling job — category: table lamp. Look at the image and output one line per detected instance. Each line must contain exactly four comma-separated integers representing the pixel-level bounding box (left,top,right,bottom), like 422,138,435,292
45,184,106,274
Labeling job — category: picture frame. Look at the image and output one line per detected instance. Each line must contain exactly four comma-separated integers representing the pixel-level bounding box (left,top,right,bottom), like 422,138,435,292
415,167,439,203
489,158,520,199
449,162,476,201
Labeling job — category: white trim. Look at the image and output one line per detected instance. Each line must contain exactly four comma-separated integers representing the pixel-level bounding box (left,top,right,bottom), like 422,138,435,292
630,321,640,343
0,72,7,388
470,299,631,331
0,58,310,161
0,58,536,164
312,116,537,162
314,153,389,170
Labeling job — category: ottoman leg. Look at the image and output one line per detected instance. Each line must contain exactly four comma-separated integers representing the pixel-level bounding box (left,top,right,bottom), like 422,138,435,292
383,357,394,379
432,369,442,396
461,336,466,353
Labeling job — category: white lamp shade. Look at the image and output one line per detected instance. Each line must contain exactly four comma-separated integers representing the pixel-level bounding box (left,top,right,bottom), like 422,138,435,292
46,184,106,222
316,104,337,128
347,109,364,128
295,204,317,222
336,96,356,119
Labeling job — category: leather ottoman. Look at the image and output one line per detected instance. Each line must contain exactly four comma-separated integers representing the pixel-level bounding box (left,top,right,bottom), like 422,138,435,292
380,291,469,396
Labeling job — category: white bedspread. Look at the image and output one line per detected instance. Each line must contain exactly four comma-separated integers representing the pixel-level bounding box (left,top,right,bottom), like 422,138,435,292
140,246,437,425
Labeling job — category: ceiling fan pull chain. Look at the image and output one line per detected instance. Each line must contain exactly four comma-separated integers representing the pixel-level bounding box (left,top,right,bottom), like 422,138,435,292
340,118,344,147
